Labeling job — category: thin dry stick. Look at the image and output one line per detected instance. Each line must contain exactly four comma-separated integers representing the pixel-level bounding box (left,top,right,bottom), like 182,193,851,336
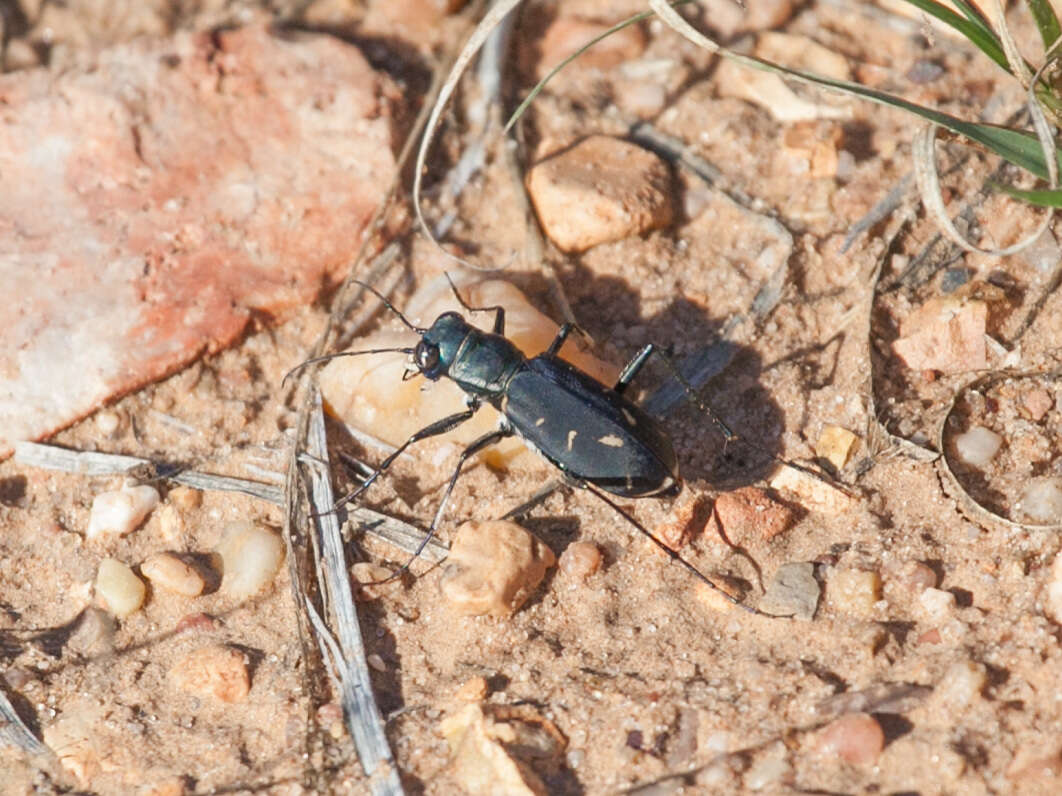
300,392,403,795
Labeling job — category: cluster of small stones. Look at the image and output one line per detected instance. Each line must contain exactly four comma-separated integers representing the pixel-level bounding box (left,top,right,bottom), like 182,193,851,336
83,483,284,715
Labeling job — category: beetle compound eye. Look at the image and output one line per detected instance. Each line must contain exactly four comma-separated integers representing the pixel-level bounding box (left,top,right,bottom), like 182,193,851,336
415,342,440,373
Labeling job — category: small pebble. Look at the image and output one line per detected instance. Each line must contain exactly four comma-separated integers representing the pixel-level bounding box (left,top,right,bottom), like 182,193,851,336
1020,478,1062,524
439,703,548,795
930,660,987,712
167,486,202,511
439,520,555,617
894,560,937,590
1019,387,1054,422
95,558,146,618
216,521,285,599
827,569,881,617
317,702,345,739
157,504,185,542
94,410,122,436
367,653,387,672
67,607,117,657
743,741,791,790
892,297,988,373
707,487,794,544
919,587,957,622
141,552,207,596
558,541,603,579
86,483,160,540
1041,552,1062,624
814,713,884,764
954,426,1004,468
535,16,647,79
526,135,674,253
454,675,490,702
759,562,820,619
169,644,250,703
814,426,859,471
175,612,218,633
768,464,855,515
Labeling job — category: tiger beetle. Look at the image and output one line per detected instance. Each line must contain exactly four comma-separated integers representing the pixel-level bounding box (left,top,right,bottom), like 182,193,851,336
299,277,764,614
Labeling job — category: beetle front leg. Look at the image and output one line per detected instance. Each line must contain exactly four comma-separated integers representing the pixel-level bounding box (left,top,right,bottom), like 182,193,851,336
445,273,506,334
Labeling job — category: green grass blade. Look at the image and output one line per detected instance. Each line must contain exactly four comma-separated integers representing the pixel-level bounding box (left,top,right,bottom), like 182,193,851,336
989,181,1062,206
1026,0,1062,50
900,0,1009,72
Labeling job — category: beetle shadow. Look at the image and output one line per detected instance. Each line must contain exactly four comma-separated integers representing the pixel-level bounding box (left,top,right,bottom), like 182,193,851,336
509,263,784,489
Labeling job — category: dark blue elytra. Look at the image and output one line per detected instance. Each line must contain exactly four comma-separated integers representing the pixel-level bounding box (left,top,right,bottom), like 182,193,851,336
414,309,679,498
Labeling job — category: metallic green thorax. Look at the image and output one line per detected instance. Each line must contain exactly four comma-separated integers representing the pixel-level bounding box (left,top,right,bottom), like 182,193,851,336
420,312,524,398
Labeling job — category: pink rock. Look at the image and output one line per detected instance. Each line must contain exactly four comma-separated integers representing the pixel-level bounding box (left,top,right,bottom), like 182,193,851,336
814,713,884,764
892,297,988,374
535,16,648,80
705,486,795,544
526,135,674,253
0,26,398,457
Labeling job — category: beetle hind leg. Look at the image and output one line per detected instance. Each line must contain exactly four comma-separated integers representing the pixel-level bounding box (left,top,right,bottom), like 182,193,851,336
388,425,515,580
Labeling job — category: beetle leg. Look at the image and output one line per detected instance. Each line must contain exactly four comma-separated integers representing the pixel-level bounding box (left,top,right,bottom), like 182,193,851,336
445,273,506,334
614,344,654,395
648,348,736,441
582,482,768,616
329,402,480,512
546,322,595,357
391,425,514,579
617,344,736,442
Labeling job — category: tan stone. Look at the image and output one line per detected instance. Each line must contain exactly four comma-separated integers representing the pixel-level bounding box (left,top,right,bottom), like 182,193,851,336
526,136,674,252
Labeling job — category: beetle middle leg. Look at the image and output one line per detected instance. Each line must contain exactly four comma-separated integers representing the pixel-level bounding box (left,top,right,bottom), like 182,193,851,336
331,401,480,512
381,425,515,580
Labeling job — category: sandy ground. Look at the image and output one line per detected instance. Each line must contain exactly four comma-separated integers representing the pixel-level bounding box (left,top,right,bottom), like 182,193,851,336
3,1,1062,794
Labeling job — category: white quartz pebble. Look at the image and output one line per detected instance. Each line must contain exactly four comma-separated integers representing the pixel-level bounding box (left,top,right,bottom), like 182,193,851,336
86,483,160,540
95,558,146,618
1020,478,1062,524
953,426,1003,468
216,522,285,599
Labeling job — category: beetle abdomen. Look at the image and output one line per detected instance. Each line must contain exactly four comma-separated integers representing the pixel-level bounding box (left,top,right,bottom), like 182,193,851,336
500,356,678,497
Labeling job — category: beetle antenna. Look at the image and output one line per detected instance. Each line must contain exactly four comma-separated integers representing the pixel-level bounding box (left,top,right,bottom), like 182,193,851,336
283,347,415,386
352,280,426,334
582,483,774,618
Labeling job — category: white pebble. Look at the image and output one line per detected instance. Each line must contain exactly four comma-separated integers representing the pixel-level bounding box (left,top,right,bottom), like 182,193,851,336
1043,552,1062,624
932,660,987,711
953,426,1003,467
95,558,146,618
1020,478,1062,524
86,483,159,540
558,542,602,579
919,587,956,622
141,552,206,596
216,522,285,599
94,410,121,436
